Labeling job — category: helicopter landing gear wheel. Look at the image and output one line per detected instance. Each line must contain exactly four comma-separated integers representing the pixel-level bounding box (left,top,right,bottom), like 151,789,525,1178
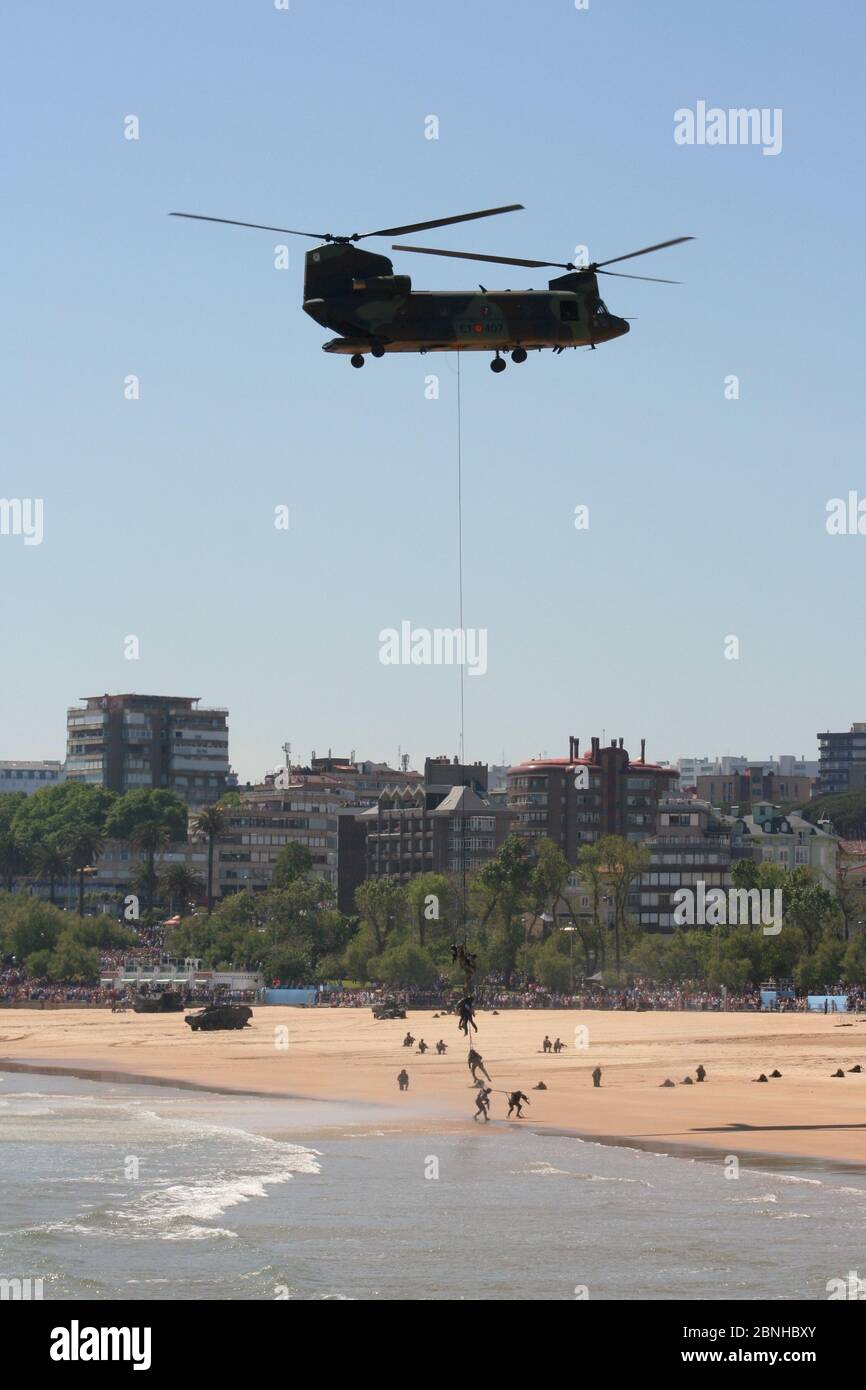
370,342,385,359
490,353,506,373
511,347,527,364
350,353,365,368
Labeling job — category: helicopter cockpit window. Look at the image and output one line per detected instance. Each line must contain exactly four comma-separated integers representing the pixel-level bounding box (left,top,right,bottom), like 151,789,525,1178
593,300,609,318
559,299,580,321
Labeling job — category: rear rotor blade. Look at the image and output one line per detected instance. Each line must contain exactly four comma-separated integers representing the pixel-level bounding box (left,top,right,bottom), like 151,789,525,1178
363,203,523,239
597,269,682,284
392,243,571,269
170,212,329,239
593,236,694,269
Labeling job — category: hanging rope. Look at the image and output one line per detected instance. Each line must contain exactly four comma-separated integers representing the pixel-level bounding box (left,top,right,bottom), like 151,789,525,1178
456,349,469,953
454,352,478,1056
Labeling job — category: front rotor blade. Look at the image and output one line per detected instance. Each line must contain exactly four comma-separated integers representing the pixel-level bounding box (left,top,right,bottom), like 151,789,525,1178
364,204,523,239
392,243,569,269
597,269,682,283
594,236,694,269
170,213,328,239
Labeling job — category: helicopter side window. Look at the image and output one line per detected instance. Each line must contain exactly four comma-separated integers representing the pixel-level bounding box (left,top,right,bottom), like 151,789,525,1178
559,299,580,322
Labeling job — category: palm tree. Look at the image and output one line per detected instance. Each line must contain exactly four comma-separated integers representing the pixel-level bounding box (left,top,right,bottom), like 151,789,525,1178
61,827,104,917
32,840,70,905
0,831,29,893
130,821,172,914
192,804,228,915
160,863,205,917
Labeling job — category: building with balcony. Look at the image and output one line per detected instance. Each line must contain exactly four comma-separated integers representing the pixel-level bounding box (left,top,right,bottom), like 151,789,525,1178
216,779,367,913
816,725,866,797
507,735,678,864
635,797,733,931
362,772,514,882
65,694,230,808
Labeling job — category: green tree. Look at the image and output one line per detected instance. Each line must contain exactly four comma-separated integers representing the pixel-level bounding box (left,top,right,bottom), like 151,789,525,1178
13,782,115,852
104,789,188,844
271,842,313,889
597,835,650,977
355,877,406,954
799,790,866,838
0,793,29,891
794,939,846,992
533,932,574,991
576,842,609,974
191,803,228,914
405,872,451,948
61,826,104,916
0,897,66,961
47,934,100,983
784,868,840,954
160,863,205,917
129,821,172,913
0,829,29,893
369,941,439,988
31,838,70,905
471,836,533,984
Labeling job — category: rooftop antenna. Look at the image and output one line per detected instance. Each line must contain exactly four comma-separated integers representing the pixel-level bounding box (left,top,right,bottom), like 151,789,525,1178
281,741,291,771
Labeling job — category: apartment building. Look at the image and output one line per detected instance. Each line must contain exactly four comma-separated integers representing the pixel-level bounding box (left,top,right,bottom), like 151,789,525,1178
507,735,678,863
66,694,230,808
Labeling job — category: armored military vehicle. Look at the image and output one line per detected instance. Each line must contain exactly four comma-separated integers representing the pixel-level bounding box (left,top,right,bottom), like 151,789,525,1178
185,1003,253,1031
133,991,184,1014
372,998,406,1020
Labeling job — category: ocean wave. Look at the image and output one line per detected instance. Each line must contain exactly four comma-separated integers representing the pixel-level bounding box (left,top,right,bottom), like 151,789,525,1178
728,1192,779,1203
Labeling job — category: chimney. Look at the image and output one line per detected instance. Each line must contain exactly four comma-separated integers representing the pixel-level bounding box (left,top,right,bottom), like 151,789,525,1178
574,737,579,759
591,736,599,761
640,738,646,763
618,737,624,749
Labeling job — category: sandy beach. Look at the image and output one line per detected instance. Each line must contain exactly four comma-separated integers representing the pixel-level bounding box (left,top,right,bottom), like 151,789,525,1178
4,1005,866,1167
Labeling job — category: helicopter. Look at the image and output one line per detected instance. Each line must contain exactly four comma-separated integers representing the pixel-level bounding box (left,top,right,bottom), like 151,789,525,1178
170,204,693,373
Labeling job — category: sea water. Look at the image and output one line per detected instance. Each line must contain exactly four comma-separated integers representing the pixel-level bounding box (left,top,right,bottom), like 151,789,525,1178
1,1070,863,1301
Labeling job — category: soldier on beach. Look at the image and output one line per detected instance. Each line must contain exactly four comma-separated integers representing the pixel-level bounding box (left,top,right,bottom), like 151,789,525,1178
436,1039,447,1054
592,1066,602,1088
468,1048,491,1083
506,1090,530,1118
397,1069,409,1091
473,1086,492,1122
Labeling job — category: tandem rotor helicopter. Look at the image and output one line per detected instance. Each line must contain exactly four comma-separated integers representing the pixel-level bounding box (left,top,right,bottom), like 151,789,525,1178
171,203,693,373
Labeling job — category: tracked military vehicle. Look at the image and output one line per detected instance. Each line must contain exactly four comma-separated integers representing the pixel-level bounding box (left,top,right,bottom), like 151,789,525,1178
185,1003,252,1032
133,991,184,1014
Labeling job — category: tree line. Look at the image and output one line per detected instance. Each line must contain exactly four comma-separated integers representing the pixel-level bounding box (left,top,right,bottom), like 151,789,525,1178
0,781,227,916
0,778,860,992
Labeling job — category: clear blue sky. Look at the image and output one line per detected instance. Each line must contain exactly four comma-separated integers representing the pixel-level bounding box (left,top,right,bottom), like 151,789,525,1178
2,0,864,781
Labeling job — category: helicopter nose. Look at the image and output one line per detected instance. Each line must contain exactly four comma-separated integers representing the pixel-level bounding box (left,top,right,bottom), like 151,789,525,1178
614,316,630,336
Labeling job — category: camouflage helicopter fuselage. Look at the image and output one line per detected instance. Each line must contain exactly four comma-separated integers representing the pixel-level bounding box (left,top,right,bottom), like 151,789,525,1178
302,243,629,357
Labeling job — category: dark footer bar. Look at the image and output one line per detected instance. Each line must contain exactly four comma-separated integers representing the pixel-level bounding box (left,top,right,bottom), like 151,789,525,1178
4,1298,862,1372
